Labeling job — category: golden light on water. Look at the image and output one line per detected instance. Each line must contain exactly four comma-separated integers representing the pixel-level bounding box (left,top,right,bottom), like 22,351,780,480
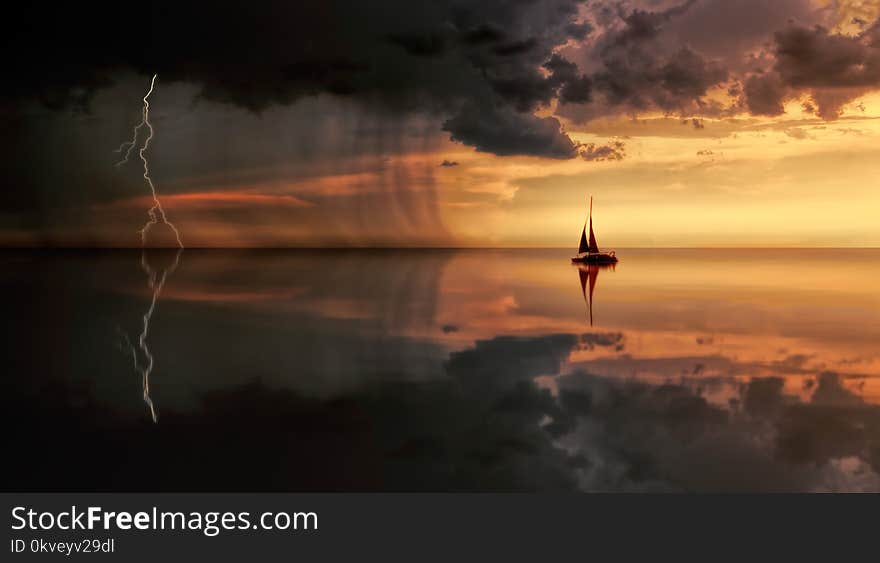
145,248,880,404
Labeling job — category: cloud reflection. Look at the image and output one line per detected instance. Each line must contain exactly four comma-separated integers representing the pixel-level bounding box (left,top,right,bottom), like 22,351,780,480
4,249,880,491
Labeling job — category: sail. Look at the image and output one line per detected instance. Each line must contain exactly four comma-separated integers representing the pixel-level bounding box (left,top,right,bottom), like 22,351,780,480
588,217,599,253
578,227,589,254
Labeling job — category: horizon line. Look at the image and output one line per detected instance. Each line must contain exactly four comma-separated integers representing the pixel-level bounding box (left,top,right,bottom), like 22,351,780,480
2,245,880,251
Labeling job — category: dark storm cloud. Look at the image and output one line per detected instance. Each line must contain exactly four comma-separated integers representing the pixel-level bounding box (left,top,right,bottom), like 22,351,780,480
559,75,595,104
565,21,594,40
7,1,879,125
660,0,817,62
461,24,506,45
744,22,880,119
14,0,807,168
485,71,558,113
553,0,733,123
592,41,728,114
557,0,880,124
386,32,451,57
443,103,580,159
5,0,872,170
743,72,789,116
492,37,540,57
611,0,699,46
775,24,880,89
544,54,594,104
1,0,592,160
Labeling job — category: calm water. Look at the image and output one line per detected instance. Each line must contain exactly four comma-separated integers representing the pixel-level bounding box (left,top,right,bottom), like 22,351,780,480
3,248,880,492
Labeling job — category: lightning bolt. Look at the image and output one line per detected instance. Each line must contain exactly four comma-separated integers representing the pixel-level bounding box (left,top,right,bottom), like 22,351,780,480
115,73,184,422
115,73,184,249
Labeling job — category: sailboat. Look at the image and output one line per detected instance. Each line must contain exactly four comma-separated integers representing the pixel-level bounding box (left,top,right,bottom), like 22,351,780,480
571,196,618,264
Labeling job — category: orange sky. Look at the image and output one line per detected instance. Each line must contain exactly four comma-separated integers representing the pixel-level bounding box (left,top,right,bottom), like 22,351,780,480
436,93,880,247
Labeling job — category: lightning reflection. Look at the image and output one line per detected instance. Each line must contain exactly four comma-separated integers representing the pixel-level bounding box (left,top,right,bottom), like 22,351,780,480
120,249,182,422
115,73,185,422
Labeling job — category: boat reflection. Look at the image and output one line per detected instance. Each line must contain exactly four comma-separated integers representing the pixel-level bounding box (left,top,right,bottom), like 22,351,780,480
576,263,615,326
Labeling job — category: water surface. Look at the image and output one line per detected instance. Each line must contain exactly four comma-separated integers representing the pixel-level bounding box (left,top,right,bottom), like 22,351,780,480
4,248,880,491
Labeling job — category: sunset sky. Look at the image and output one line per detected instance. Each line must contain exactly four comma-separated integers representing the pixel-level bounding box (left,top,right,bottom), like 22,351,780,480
3,0,880,247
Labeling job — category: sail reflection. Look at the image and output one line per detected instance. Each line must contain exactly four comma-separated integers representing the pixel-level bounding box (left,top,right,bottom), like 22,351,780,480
576,263,615,326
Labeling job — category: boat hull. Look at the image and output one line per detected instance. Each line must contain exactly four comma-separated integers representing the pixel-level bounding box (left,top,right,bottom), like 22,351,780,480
571,253,618,264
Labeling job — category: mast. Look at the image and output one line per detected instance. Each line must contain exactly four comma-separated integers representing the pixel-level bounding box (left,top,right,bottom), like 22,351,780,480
587,196,599,253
